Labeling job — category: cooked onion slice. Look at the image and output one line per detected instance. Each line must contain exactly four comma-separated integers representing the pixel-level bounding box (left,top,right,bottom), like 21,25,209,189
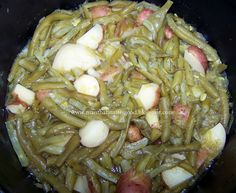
74,74,100,97
79,120,109,148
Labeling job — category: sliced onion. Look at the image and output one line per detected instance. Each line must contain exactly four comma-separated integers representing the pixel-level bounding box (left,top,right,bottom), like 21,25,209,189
74,74,100,97
79,120,109,148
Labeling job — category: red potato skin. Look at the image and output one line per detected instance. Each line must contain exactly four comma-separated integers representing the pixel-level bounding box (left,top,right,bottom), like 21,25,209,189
11,94,29,108
188,45,208,71
90,5,111,19
36,90,50,102
136,9,154,25
197,148,209,168
131,71,146,80
172,104,191,127
128,125,142,143
164,26,174,39
100,67,121,82
116,169,151,193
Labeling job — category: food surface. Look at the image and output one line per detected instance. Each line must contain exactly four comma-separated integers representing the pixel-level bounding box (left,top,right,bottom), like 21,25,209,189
5,0,230,193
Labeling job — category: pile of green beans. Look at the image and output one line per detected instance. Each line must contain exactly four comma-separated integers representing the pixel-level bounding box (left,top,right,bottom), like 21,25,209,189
6,0,230,193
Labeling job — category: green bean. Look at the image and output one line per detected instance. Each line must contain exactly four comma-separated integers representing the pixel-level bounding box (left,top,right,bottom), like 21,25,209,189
156,67,171,87
172,70,182,88
121,2,136,15
101,181,110,193
67,147,92,164
136,154,152,172
100,152,113,170
184,59,194,86
122,66,134,82
68,98,87,111
55,134,80,167
156,23,165,47
121,138,149,159
110,0,131,6
16,118,47,170
142,145,164,156
98,79,112,106
22,57,49,85
19,58,38,72
219,89,230,128
132,118,152,139
143,0,173,39
49,69,75,90
170,180,189,193
28,11,72,56
84,1,109,9
40,134,72,147
90,131,120,158
163,142,201,153
6,121,29,167
184,113,195,144
87,169,102,193
164,35,179,60
42,171,71,193
167,14,219,61
188,151,197,168
110,114,131,158
46,123,76,136
53,25,73,39
137,68,162,84
121,159,132,172
127,36,162,52
42,97,86,128
65,167,76,191
46,156,57,166
199,77,219,98
84,158,118,183
31,82,67,90
94,14,122,25
39,25,53,55
39,145,65,155
8,58,21,82
136,47,150,62
160,96,171,142
113,84,124,97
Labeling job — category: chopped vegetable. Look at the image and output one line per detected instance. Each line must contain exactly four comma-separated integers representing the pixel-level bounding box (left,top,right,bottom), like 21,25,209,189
79,120,109,148
74,74,100,97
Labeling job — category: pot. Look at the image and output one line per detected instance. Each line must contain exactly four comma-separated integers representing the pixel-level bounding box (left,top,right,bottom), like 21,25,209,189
0,0,235,192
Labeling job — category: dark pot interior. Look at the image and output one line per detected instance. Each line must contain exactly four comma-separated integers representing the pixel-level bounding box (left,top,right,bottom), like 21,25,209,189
0,0,236,192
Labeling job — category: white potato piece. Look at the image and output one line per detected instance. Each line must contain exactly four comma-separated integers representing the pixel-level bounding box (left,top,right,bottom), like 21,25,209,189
74,175,91,193
6,104,26,114
52,43,101,72
12,84,35,105
162,166,193,188
202,123,226,154
79,120,109,148
145,109,160,128
74,74,100,97
136,83,160,110
77,24,103,49
184,49,205,74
